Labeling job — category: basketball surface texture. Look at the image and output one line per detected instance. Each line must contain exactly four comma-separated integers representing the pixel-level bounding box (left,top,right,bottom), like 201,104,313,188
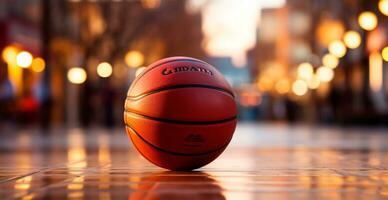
124,56,237,170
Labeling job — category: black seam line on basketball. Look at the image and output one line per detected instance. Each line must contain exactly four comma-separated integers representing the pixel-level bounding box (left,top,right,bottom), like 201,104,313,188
129,59,208,94
126,84,235,101
124,124,228,156
124,110,237,125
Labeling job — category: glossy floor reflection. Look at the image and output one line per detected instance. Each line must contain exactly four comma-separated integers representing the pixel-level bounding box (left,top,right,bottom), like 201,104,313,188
0,123,387,199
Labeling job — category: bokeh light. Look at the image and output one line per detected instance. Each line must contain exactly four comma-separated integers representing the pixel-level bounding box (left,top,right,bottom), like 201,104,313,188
67,67,87,84
16,51,33,68
322,53,339,69
2,45,19,65
382,47,388,62
141,0,161,9
316,66,334,82
257,76,273,92
307,75,320,89
97,62,113,78
135,67,146,77
379,0,388,16
240,90,262,107
328,40,346,58
125,50,144,68
343,31,361,49
31,57,46,72
369,52,383,92
292,80,308,96
297,62,314,80
275,79,290,94
358,11,378,31
316,19,345,47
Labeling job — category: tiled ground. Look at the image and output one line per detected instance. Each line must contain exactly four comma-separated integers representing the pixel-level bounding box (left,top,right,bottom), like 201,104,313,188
0,123,387,199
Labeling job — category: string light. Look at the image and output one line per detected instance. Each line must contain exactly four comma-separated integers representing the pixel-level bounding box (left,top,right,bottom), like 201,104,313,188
328,40,346,58
379,0,388,16
343,31,361,49
382,47,388,62
297,62,314,80
316,66,334,82
322,53,339,69
97,62,113,78
292,80,308,96
358,11,378,31
307,75,320,89
67,67,87,84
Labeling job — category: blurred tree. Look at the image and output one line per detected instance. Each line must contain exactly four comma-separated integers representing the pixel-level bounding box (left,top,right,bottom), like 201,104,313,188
44,0,206,127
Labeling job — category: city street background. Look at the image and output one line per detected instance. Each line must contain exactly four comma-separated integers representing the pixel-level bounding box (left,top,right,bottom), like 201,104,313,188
0,0,387,127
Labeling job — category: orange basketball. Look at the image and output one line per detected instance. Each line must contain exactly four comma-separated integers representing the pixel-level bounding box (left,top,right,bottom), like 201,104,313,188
124,56,237,170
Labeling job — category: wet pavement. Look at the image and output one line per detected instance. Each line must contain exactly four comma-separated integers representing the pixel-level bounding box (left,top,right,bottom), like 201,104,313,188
0,123,387,199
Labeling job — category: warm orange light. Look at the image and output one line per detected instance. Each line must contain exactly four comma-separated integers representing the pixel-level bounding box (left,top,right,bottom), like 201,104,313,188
14,176,32,190
382,46,388,62
343,31,361,49
297,62,314,80
369,52,383,92
358,12,378,31
379,0,388,16
67,67,87,84
275,79,290,94
292,80,308,96
316,19,345,47
3,46,23,95
97,62,113,78
257,76,273,92
16,51,33,68
31,57,45,72
141,0,161,9
125,50,144,68
316,66,334,82
322,53,339,69
328,40,346,58
2,46,19,64
240,89,261,107
67,129,87,173
307,75,320,89
98,133,111,164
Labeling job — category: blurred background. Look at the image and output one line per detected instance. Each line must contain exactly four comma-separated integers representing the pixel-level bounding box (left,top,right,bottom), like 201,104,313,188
0,0,387,128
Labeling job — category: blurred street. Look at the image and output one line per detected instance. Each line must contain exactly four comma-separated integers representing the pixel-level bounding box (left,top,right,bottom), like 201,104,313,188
0,123,387,199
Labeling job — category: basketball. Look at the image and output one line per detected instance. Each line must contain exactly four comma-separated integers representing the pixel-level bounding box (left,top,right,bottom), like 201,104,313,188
124,56,237,170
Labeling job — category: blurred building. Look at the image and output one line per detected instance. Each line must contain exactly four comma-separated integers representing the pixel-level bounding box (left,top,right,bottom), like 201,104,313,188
254,0,388,124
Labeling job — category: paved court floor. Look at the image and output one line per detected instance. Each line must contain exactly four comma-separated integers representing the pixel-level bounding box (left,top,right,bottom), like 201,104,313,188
0,123,387,199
